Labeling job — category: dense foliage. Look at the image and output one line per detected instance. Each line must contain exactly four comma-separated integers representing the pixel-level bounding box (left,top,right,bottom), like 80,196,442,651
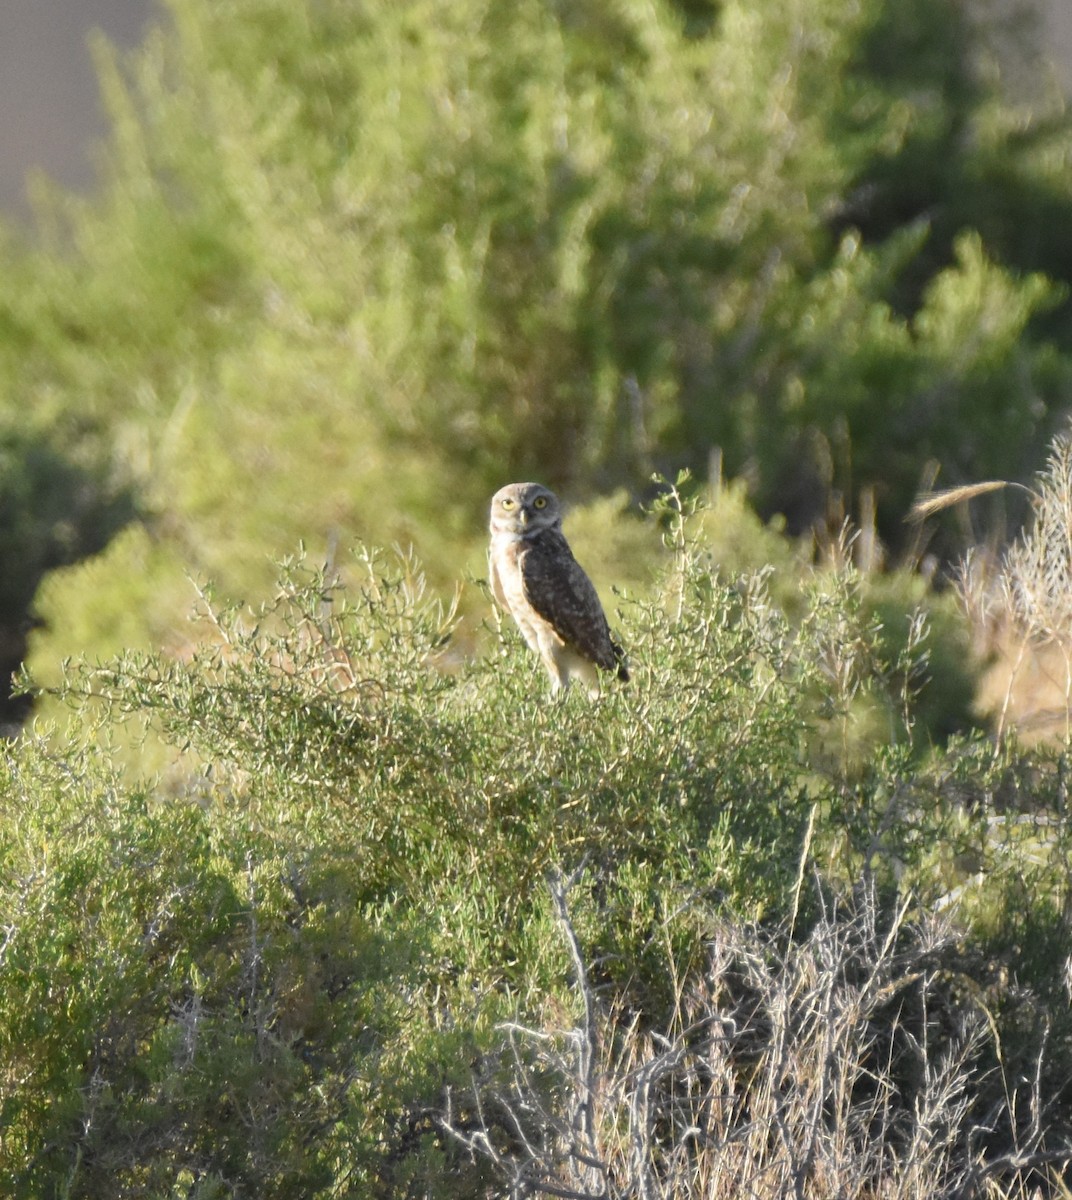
3,491,1072,1196
1,0,1071,703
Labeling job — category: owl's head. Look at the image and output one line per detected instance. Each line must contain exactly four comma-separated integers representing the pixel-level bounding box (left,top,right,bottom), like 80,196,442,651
489,482,562,537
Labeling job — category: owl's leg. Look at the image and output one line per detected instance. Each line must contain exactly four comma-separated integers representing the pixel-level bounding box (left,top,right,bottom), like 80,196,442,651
545,656,572,695
537,632,572,695
549,641,602,699
572,658,602,700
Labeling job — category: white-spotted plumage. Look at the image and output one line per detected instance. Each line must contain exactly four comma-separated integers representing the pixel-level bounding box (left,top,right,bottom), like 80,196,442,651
488,482,629,695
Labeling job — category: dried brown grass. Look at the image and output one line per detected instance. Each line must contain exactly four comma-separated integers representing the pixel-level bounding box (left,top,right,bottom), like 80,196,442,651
951,437,1072,743
441,874,1069,1199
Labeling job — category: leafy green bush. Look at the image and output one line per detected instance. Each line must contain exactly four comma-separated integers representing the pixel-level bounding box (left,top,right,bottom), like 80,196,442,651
4,485,1071,1196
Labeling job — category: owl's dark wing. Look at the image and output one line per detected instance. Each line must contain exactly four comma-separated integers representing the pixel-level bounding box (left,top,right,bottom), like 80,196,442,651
520,531,629,678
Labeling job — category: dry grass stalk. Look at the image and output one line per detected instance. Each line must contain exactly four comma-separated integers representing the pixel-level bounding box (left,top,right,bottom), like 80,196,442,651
908,481,1024,525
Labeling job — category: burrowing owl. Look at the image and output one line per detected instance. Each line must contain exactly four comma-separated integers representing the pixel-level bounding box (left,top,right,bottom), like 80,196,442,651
489,482,629,695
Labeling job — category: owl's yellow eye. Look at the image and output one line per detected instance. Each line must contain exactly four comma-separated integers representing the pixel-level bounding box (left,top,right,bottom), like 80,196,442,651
501,498,516,510
533,496,548,509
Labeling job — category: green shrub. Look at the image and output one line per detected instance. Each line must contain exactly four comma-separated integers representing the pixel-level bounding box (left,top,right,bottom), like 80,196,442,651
6,483,1072,1195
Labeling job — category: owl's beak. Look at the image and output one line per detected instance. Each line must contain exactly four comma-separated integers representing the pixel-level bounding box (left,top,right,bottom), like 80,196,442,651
518,510,529,527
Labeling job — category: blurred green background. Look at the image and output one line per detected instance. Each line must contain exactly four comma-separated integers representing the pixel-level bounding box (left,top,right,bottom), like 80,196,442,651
3,0,1072,727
